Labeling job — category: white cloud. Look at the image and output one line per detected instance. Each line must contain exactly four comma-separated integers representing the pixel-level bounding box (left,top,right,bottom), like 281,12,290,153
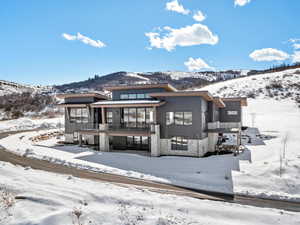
166,0,190,15
292,51,300,63
193,10,206,22
62,32,106,48
249,48,289,62
234,0,251,7
288,38,300,43
145,23,218,51
184,57,213,71
293,43,300,49
62,33,77,41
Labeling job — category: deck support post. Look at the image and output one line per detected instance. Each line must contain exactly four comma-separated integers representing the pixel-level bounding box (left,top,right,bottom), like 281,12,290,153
99,124,109,152
151,124,160,157
79,134,82,146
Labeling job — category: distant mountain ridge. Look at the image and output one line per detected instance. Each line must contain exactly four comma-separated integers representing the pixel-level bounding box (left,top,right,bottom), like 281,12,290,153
55,70,248,93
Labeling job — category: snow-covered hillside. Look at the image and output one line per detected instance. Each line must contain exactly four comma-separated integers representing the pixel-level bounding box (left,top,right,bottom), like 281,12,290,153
0,80,53,96
196,68,300,106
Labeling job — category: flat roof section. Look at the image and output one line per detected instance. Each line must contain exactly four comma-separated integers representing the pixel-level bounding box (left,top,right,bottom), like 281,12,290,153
104,83,177,92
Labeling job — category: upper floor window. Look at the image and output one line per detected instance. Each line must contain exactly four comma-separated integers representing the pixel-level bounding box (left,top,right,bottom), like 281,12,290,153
120,93,152,100
70,108,88,123
171,136,188,151
120,94,129,100
227,111,238,115
166,112,192,126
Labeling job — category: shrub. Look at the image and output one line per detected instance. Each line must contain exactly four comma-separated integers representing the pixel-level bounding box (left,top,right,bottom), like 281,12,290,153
247,92,256,98
266,81,283,89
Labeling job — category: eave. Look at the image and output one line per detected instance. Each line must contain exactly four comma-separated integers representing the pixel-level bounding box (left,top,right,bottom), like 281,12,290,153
149,91,214,101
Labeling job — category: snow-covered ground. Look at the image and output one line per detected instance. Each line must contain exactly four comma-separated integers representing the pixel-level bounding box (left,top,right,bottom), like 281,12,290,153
233,99,300,201
0,117,64,133
1,161,299,225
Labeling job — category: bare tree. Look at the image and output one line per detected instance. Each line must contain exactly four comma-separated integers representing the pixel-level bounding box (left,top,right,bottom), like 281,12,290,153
279,147,283,177
250,113,257,127
279,132,289,177
282,132,289,160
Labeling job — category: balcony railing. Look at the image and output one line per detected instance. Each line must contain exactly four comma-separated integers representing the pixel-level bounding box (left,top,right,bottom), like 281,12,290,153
68,122,99,131
108,123,151,131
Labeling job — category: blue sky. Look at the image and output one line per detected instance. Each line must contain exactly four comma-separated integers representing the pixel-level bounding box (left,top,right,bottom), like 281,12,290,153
0,0,299,85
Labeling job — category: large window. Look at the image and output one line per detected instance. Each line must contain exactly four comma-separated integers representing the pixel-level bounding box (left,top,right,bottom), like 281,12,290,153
120,93,152,100
171,137,188,151
166,112,192,126
70,108,89,123
122,108,153,128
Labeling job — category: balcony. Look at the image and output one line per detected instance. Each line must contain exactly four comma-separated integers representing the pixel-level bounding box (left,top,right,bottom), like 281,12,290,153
105,123,153,137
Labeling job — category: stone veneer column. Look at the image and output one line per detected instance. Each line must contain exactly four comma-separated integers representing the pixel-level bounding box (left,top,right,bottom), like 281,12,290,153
99,124,110,152
151,124,161,157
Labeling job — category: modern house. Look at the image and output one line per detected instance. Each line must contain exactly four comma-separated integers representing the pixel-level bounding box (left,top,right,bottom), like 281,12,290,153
58,83,247,157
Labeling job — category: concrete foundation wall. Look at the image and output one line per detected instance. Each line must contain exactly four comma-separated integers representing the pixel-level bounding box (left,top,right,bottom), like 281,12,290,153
65,133,74,143
208,133,218,152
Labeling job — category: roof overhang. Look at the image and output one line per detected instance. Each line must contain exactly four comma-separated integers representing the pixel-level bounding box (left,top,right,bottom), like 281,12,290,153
57,103,88,108
56,93,108,100
104,83,177,92
222,97,248,106
149,91,214,101
91,100,166,108
213,97,226,108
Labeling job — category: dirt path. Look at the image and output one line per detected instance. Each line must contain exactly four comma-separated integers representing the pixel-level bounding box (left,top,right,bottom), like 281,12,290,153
1,129,300,212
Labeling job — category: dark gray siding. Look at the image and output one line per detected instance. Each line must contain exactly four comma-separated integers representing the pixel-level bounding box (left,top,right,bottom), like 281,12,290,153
156,96,208,139
219,101,242,122
208,102,219,122
112,88,167,100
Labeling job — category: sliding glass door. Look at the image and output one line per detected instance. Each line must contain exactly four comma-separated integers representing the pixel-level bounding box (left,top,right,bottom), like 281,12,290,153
126,136,150,151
